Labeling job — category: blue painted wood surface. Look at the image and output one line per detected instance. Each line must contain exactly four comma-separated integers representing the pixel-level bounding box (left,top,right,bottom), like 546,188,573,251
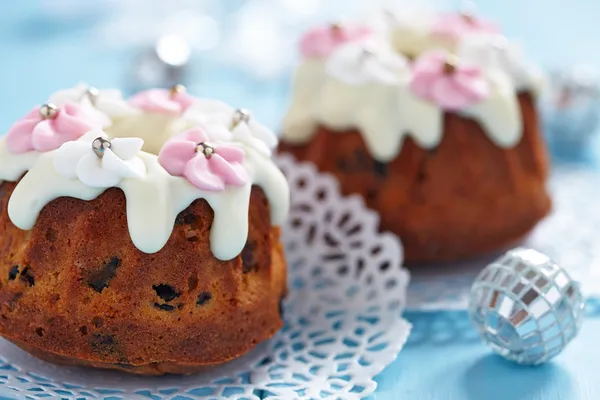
1,1,600,399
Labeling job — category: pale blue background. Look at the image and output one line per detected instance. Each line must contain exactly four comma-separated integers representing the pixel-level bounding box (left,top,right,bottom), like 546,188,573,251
1,1,600,399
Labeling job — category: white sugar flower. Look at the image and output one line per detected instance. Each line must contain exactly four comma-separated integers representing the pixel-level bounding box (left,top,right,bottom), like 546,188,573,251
459,35,543,91
182,99,277,156
49,83,140,127
54,129,146,187
326,38,410,86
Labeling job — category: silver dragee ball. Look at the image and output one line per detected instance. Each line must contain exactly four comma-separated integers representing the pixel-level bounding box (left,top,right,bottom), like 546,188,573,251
469,248,584,365
39,103,58,119
231,108,251,129
92,137,112,158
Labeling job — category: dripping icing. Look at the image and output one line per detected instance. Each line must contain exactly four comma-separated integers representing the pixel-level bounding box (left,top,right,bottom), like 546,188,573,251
282,12,542,161
0,88,290,261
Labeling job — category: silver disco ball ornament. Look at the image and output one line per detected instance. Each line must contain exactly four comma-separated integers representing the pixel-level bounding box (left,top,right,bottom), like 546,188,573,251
469,248,584,365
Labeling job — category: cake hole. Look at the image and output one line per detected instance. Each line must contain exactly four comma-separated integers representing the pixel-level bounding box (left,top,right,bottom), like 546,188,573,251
197,292,212,306
87,256,122,293
35,327,44,337
8,265,19,281
416,158,427,183
154,303,175,311
379,261,391,271
92,317,104,328
177,303,184,310
354,149,369,165
188,276,198,291
50,293,60,303
79,326,88,336
20,267,34,286
241,241,258,274
90,334,116,354
152,284,180,302
45,227,57,243
337,158,349,172
372,161,388,178
175,211,198,225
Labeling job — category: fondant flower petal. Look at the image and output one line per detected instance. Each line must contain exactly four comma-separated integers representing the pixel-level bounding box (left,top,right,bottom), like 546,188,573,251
53,141,90,179
158,140,197,176
410,74,435,101
209,154,248,186
202,121,233,142
411,50,489,110
31,120,65,152
300,25,372,58
413,50,446,74
431,77,474,110
172,91,196,111
48,83,88,106
179,128,208,144
6,116,38,153
110,137,144,160
56,103,96,136
432,13,499,41
454,72,490,99
184,155,225,191
129,89,196,115
103,148,146,178
76,153,121,188
215,145,245,163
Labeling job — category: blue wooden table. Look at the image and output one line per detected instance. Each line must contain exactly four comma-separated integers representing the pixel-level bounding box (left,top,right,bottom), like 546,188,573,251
2,1,600,399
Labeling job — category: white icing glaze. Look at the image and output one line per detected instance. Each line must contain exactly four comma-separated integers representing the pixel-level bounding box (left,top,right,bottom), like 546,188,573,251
283,12,542,161
0,138,39,182
1,89,290,261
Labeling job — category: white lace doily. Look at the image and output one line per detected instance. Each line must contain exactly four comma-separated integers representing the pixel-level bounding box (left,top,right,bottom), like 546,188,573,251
0,155,410,400
408,167,600,310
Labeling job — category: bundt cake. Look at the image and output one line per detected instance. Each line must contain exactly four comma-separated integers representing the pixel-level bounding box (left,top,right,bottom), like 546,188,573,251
280,10,550,263
0,84,290,374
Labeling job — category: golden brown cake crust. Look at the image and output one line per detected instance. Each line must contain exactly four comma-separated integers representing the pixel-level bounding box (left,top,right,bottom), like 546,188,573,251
279,93,551,263
0,184,286,375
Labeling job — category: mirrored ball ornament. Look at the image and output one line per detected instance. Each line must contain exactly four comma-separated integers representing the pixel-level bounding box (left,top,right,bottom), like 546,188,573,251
469,248,584,365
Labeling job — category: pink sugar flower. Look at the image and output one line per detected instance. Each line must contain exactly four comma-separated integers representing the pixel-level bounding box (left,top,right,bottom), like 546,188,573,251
129,88,196,115
410,50,490,110
300,23,372,58
6,103,97,154
158,128,248,191
432,13,499,41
